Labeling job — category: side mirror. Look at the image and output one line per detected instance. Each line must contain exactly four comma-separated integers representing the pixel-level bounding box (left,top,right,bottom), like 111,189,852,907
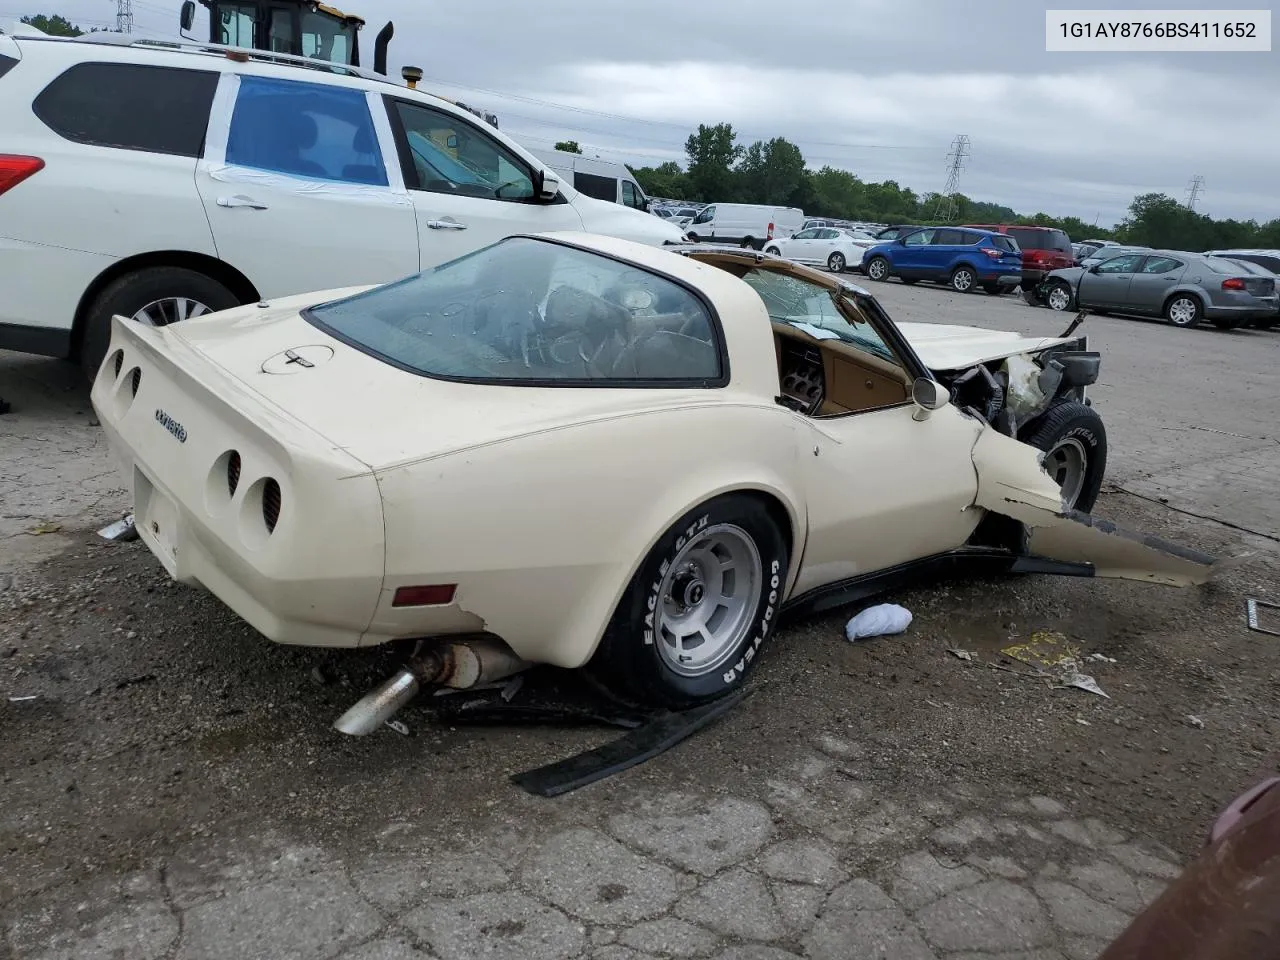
1087,264,1100,273
537,169,562,202
911,377,949,420
179,0,195,31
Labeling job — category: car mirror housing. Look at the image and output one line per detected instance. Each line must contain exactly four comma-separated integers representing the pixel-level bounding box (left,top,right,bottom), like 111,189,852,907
911,377,950,420
537,169,562,202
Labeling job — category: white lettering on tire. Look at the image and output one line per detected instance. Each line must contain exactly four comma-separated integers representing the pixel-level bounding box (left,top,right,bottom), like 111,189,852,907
723,558,781,685
644,516,709,646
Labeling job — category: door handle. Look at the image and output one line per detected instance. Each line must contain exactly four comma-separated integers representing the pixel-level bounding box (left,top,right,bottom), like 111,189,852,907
216,195,268,210
426,218,467,230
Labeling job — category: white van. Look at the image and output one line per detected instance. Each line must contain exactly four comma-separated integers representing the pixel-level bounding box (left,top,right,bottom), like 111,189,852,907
528,149,651,213
684,203,804,249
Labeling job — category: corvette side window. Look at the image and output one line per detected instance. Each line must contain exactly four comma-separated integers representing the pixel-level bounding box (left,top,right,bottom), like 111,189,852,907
304,237,726,386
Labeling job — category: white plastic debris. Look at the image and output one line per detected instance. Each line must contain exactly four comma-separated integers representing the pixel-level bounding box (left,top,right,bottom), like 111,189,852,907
845,603,912,642
1001,354,1047,418
947,649,976,661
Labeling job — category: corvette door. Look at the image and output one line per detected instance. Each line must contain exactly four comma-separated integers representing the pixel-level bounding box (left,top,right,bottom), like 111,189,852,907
971,427,1216,585
792,401,986,596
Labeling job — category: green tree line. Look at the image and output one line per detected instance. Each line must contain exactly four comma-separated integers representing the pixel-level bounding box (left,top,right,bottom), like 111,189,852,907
627,122,1279,251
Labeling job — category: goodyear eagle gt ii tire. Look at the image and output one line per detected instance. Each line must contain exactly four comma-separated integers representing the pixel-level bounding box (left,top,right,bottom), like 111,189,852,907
588,494,789,709
1019,401,1108,513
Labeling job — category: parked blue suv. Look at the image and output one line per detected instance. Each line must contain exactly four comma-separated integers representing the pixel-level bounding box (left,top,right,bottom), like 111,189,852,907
861,227,1023,294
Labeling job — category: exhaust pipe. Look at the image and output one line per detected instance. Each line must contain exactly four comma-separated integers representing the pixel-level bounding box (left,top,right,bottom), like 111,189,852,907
372,20,393,76
333,635,528,736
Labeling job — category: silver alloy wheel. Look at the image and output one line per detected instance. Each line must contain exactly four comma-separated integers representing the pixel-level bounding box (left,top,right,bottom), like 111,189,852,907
654,522,763,678
952,268,974,292
867,258,888,280
1167,296,1198,326
1046,284,1072,311
829,252,845,272
1043,437,1088,509
131,297,214,327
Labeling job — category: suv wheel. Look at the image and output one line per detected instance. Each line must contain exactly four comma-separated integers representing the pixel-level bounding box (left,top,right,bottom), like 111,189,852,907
950,265,976,293
80,267,240,382
865,256,890,281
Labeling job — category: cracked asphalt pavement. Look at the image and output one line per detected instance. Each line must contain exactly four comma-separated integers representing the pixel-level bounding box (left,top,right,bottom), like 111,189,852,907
2,281,1279,959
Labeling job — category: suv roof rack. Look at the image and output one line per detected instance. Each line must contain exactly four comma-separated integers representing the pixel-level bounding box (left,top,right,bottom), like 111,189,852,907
21,30,397,85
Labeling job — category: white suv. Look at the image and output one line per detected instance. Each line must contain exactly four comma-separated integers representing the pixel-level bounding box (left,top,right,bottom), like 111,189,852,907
0,28,684,378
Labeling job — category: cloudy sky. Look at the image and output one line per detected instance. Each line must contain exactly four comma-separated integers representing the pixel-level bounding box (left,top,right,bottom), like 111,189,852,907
20,0,1279,226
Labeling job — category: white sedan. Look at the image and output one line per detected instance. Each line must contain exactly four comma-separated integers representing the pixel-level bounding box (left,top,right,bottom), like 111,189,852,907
91,235,1215,716
765,227,876,273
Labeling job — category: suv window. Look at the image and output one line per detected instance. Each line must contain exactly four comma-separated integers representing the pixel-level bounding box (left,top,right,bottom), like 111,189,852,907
304,237,724,384
226,76,387,185
1226,253,1280,272
902,229,935,246
390,99,533,200
994,236,1019,253
1007,227,1072,253
33,62,219,158
932,229,969,245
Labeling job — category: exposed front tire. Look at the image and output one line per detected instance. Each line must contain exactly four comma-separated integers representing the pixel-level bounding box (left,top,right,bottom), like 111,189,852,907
950,265,977,293
1164,293,1203,328
1018,401,1108,513
1045,280,1074,312
865,256,890,281
80,267,240,382
827,252,846,272
587,494,789,709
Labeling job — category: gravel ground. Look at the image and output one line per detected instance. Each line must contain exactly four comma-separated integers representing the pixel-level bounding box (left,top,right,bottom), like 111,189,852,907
1,277,1278,959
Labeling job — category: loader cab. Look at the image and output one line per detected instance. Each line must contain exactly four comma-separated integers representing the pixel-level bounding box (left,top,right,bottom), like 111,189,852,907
183,0,365,67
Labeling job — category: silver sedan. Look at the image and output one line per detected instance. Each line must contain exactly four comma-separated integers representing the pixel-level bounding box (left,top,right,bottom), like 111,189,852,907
1041,249,1279,330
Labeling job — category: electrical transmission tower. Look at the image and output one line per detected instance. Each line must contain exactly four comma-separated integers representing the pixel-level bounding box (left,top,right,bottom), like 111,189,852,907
1184,174,1205,211
932,134,970,222
115,0,133,33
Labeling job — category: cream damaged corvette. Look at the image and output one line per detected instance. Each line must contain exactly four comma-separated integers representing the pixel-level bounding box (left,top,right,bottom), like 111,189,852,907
91,233,1216,716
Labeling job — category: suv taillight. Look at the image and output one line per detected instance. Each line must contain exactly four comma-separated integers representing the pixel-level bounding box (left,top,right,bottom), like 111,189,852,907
980,247,1002,258
0,156,44,197
1222,277,1247,290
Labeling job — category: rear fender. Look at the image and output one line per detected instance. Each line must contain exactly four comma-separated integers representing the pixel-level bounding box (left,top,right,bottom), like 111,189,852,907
971,427,1217,586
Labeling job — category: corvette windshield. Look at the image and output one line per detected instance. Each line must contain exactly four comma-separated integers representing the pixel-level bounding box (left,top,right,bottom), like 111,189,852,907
303,237,724,384
739,268,898,363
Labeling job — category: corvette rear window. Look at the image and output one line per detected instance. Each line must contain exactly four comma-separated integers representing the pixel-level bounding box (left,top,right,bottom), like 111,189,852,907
304,237,726,386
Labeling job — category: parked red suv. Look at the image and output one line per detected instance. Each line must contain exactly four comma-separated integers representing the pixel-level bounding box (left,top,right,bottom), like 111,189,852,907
961,224,1074,289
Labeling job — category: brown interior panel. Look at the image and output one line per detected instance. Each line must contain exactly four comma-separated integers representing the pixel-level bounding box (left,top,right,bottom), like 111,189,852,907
824,352,909,413
771,323,911,416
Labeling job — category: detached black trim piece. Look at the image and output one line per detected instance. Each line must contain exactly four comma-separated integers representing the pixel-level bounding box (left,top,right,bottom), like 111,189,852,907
0,323,72,358
780,546,1099,621
511,688,749,798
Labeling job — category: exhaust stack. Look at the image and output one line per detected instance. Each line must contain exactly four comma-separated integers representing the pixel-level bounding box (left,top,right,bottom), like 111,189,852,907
333,636,529,736
372,20,393,76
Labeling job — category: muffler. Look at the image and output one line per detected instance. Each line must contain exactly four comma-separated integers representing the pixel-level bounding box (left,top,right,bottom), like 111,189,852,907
332,636,529,736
